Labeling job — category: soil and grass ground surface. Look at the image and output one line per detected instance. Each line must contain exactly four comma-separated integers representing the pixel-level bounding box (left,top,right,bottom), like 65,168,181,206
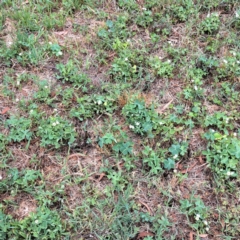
0,1,240,239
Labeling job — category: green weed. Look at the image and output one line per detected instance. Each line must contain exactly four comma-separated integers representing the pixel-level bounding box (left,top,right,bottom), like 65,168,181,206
180,195,210,234
37,116,76,149
122,98,161,137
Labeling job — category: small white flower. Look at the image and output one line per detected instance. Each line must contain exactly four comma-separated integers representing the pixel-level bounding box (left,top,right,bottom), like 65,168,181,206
142,7,146,11
129,125,135,129
30,110,34,114
49,42,52,45
191,79,194,82
127,39,131,42
16,81,20,86
167,59,171,63
44,86,48,89
97,100,102,105
173,169,177,173
125,58,128,61
194,85,198,91
203,220,208,225
205,227,209,231
54,108,58,112
173,154,178,159
104,101,107,106
16,98,19,102
19,53,22,56
225,118,229,123
135,122,140,126
35,220,39,224
232,51,236,56
58,51,63,56
230,171,235,175
158,56,163,59
237,61,240,64
233,132,237,137
0,175,2,180
236,11,239,18
195,214,201,221
227,171,231,176
52,122,56,126
223,59,228,64
159,121,164,125
56,121,59,125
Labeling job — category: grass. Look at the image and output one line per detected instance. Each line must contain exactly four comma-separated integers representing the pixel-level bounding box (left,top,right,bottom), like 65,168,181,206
0,0,240,239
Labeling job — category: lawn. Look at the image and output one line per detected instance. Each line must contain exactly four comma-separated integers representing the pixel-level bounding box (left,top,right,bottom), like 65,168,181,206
0,0,240,239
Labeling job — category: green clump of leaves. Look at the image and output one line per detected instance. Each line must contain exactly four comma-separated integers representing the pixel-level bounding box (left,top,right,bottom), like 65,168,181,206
141,141,189,174
164,141,189,170
33,80,52,104
149,57,174,78
15,31,47,66
110,55,137,82
5,116,32,143
62,0,84,14
97,15,131,50
200,12,221,34
142,146,164,174
109,47,147,83
203,131,240,188
0,168,42,194
117,0,139,11
37,116,76,149
69,94,116,121
0,30,46,66
216,53,240,80
112,141,133,156
56,60,79,82
169,0,195,23
56,60,91,88
0,206,68,240
180,196,209,233
48,42,63,57
204,112,233,134
98,126,133,156
122,98,161,137
135,9,154,28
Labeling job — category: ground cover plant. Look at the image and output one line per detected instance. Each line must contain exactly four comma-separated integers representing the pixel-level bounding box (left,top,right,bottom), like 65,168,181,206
1,0,240,239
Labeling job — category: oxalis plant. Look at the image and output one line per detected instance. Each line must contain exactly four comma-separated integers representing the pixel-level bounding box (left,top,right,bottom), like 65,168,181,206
37,116,76,149
122,97,161,138
142,141,189,174
5,116,32,143
203,131,240,189
0,207,68,240
180,195,210,234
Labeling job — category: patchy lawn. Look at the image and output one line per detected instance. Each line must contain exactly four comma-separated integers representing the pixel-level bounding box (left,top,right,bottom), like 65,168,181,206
0,1,240,239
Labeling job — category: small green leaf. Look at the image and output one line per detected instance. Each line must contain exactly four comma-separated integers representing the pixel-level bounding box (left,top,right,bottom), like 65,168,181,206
169,144,181,155
164,158,175,170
